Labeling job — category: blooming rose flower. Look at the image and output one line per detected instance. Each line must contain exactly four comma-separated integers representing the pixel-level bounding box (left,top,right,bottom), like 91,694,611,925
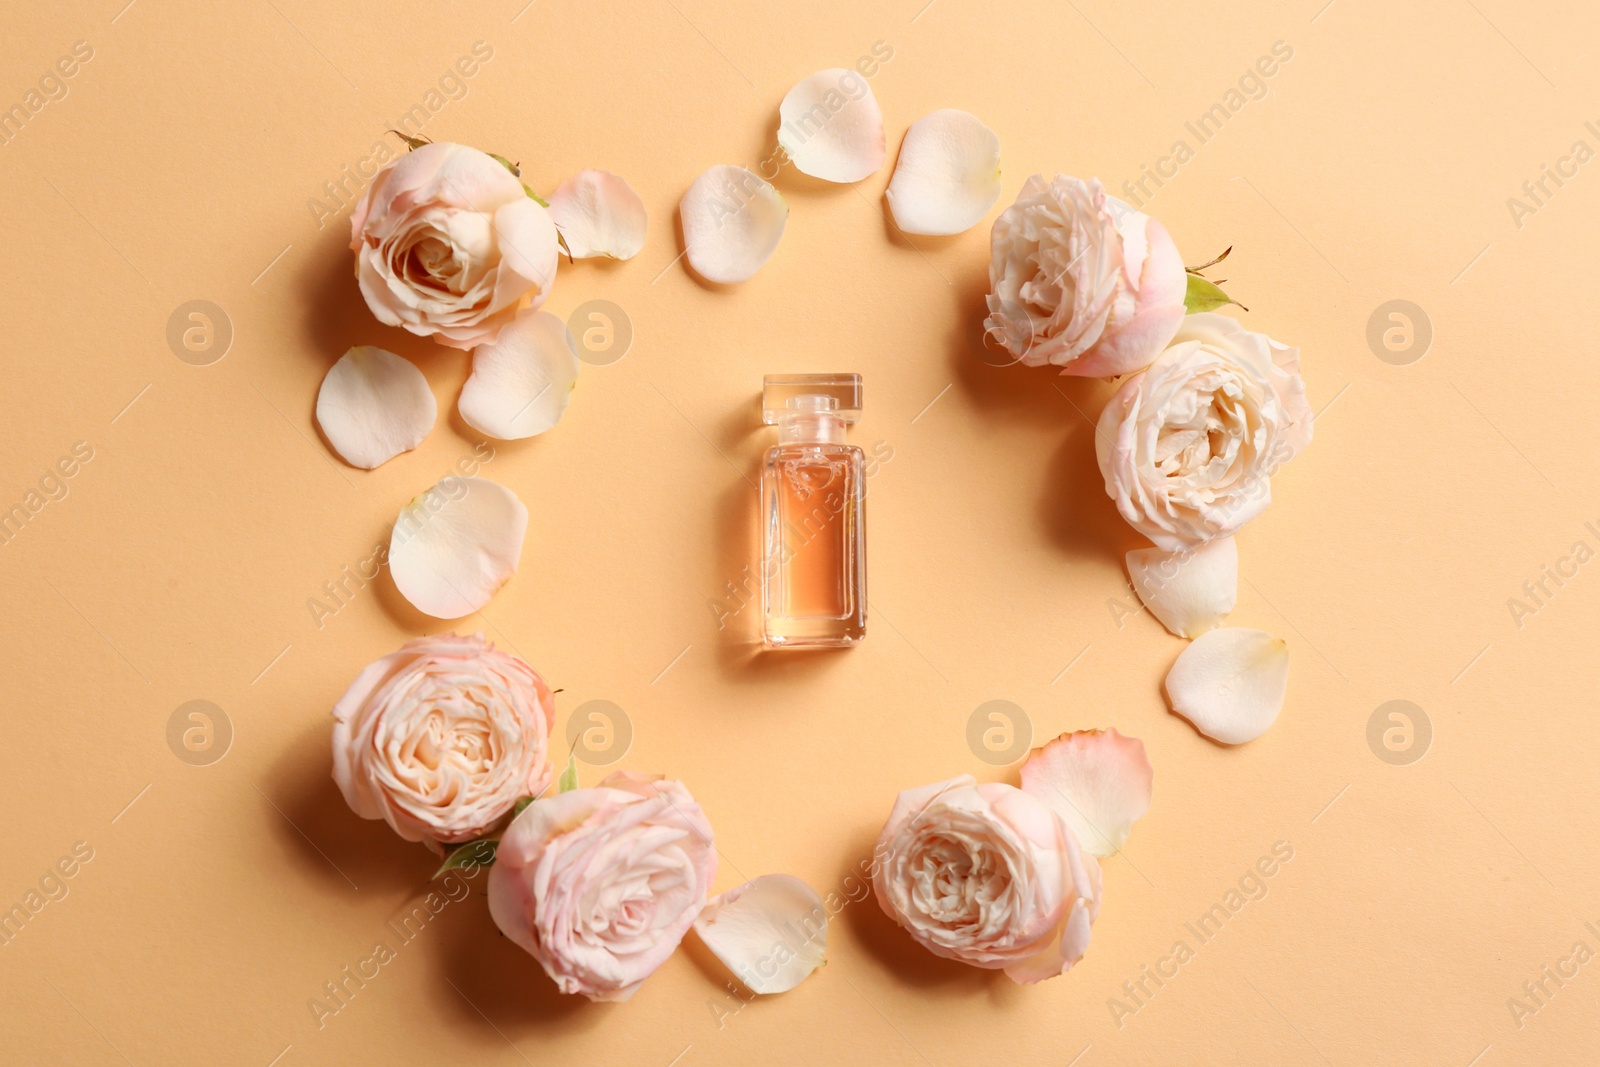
871,775,1101,983
488,772,717,1001
349,142,560,350
985,174,1186,376
331,633,556,848
1096,313,1313,550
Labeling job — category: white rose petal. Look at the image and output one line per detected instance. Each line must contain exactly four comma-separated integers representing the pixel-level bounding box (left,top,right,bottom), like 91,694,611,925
458,310,579,440
350,142,561,350
488,772,717,1001
1097,315,1313,550
680,165,788,284
1019,729,1152,857
984,175,1187,375
330,633,557,847
315,346,436,469
389,476,528,618
1164,628,1289,744
547,169,648,260
871,775,1102,983
693,874,827,994
1126,536,1238,639
777,69,886,183
885,109,1001,235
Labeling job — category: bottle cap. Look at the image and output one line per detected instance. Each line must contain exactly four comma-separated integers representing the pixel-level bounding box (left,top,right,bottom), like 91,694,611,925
761,373,862,425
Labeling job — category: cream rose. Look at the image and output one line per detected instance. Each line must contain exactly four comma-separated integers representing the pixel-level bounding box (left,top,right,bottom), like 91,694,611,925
349,142,560,350
871,775,1101,983
331,633,556,848
985,174,1186,376
1096,313,1313,550
488,772,717,1002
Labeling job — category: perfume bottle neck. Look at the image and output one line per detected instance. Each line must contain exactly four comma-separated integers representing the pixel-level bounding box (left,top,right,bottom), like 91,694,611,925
778,409,846,445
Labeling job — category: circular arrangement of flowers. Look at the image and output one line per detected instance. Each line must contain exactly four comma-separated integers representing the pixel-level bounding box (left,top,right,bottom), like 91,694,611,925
320,63,1311,1003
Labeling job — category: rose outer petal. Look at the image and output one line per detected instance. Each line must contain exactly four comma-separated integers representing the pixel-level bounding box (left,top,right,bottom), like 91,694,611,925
693,874,827,994
885,109,1002,236
388,476,528,618
315,346,436,469
1019,729,1153,857
1165,628,1289,744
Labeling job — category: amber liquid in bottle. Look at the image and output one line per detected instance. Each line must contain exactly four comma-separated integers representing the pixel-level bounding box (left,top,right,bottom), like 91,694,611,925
759,378,866,648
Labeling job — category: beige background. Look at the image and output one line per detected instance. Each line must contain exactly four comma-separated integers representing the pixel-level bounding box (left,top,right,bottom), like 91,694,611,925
3,0,1597,1062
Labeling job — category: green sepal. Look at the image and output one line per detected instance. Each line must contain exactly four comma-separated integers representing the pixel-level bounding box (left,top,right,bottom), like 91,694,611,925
432,838,497,879
1183,273,1246,314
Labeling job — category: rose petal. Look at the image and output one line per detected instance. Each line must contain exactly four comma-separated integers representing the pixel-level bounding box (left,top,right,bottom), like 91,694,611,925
547,169,648,260
458,310,579,440
693,874,827,994
315,346,436,469
680,165,788,284
1019,729,1152,857
884,109,1001,235
776,69,886,183
1126,536,1238,639
389,476,528,618
1164,628,1289,744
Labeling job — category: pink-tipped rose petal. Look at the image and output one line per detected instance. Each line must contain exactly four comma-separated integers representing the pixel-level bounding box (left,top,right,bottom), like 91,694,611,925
680,165,788,284
315,346,436,469
458,310,578,440
1165,628,1289,744
388,476,528,618
693,874,827,994
777,69,886,183
885,109,1002,235
1126,536,1238,639
1020,729,1152,857
547,169,648,260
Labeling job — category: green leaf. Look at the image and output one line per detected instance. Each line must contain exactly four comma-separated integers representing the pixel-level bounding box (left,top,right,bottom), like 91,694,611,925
432,838,496,879
512,795,537,817
387,129,431,151
558,753,578,794
1184,273,1246,314
489,153,521,178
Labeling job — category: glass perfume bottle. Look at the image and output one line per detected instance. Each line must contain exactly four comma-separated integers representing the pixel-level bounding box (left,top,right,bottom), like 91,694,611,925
759,374,867,648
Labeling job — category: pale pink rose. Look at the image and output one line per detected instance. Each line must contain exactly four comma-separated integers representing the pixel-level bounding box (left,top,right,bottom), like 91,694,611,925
871,775,1101,983
488,772,717,1001
1096,313,1313,550
349,142,559,350
985,174,1186,376
331,633,556,848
